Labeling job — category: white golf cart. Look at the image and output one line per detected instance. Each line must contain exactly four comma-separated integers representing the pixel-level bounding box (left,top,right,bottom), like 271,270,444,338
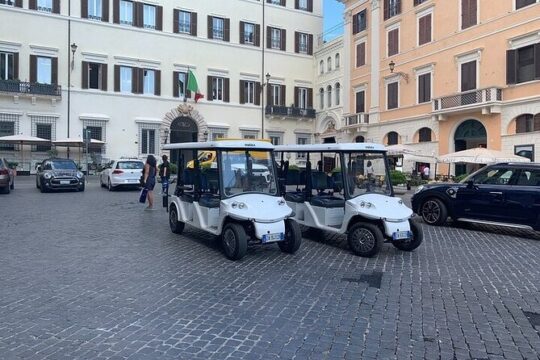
163,140,302,260
275,143,422,257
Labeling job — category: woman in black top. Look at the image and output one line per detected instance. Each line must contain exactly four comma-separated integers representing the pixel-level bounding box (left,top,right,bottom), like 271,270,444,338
159,154,170,195
143,155,158,210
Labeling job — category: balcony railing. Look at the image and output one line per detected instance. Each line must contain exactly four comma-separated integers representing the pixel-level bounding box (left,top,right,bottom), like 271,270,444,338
344,113,369,126
432,87,502,113
265,105,316,118
0,80,62,97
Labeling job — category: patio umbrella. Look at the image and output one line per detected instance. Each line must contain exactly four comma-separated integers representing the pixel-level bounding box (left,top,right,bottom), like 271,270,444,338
53,138,105,164
437,147,531,164
0,134,51,172
385,144,421,156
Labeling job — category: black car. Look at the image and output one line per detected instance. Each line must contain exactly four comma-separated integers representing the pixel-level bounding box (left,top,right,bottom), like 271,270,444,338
411,163,540,231
36,158,85,192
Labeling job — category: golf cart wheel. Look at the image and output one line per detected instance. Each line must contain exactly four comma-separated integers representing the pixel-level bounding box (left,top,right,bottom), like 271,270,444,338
169,205,185,234
420,198,448,226
347,222,384,257
278,219,302,254
222,223,248,261
392,220,423,252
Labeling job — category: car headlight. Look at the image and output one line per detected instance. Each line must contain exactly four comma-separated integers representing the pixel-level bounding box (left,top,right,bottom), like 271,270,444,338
76,171,84,178
414,185,425,194
44,173,52,179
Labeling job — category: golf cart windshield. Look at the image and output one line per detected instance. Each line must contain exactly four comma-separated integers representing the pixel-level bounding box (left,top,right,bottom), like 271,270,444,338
343,152,392,197
220,150,277,197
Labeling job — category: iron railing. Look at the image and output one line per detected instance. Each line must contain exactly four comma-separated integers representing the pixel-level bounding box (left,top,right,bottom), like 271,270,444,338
433,87,502,112
0,80,62,97
265,105,316,118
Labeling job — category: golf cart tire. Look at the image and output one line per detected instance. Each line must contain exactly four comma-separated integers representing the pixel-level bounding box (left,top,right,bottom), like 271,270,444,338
278,219,302,254
392,220,423,252
347,222,384,257
420,197,448,226
222,223,248,261
169,205,185,234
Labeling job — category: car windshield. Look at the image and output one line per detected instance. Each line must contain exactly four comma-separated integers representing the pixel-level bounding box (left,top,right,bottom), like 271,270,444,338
220,150,277,197
117,161,144,169
52,160,77,170
343,151,392,197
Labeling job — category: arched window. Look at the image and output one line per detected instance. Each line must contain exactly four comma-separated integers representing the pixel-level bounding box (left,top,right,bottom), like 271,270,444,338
319,88,324,109
335,83,340,106
335,53,340,69
326,85,332,108
516,114,540,133
327,57,332,72
387,131,399,145
418,127,432,142
319,60,324,74
355,135,365,143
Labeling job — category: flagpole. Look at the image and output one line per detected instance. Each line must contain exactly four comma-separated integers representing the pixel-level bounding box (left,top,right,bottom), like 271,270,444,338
184,67,189,103
261,0,265,139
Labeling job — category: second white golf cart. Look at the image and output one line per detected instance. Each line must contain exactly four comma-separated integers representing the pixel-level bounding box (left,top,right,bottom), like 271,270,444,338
163,140,302,260
275,143,423,257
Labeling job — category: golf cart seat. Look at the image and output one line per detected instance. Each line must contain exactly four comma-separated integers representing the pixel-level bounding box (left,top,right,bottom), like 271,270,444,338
180,169,196,203
199,194,220,208
284,169,305,203
310,171,345,208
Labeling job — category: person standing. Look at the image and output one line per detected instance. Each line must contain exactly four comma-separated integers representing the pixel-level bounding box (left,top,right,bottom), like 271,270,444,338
423,165,430,180
159,154,170,195
143,155,158,210
366,160,374,179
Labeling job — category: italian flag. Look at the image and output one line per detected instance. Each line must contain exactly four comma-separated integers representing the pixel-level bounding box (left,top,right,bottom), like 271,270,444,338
187,70,204,102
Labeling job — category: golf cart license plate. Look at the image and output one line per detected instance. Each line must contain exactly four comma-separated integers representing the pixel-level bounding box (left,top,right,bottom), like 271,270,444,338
262,233,284,243
60,180,70,185
392,231,411,240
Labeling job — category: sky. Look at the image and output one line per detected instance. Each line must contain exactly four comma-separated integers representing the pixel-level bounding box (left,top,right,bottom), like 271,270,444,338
323,0,345,41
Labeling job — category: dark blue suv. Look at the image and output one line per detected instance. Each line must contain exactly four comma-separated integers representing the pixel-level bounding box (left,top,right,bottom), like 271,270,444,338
411,163,540,231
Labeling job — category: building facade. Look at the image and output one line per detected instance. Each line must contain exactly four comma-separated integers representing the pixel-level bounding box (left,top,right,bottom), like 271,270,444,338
0,0,322,172
339,0,540,176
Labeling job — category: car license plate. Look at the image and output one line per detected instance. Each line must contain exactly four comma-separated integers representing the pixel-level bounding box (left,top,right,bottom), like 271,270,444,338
392,231,411,240
60,180,70,185
128,179,138,183
262,233,284,243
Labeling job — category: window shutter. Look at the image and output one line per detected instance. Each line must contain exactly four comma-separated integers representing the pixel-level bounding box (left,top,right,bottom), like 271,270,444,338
82,61,89,89
294,32,299,53
295,0,299,9
535,43,540,80
15,0,22,7
81,0,88,18
207,76,213,101
13,53,18,80
114,65,120,92
266,27,272,49
254,82,261,105
51,57,58,85
173,9,179,33
356,43,365,67
101,64,108,91
135,2,143,27
154,70,161,96
239,80,245,104
469,0,477,27
388,83,397,109
224,78,230,102
308,34,313,55
307,0,313,12
224,18,230,42
113,0,119,23
356,91,365,113
30,55,37,83
294,87,299,107
419,16,425,45
131,67,138,93
186,73,191,97
254,24,260,47
156,6,163,31
173,72,179,97
280,29,286,51
534,114,540,131
239,21,245,44
190,12,197,36
29,0,36,10
102,0,109,22
267,84,272,106
307,88,313,108
352,13,358,34
280,85,286,106
506,50,517,85
418,74,425,103
383,0,389,20
516,116,526,133
207,16,213,39
280,0,286,6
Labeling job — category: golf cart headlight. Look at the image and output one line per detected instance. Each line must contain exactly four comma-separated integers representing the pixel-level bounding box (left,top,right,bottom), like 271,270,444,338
278,199,286,206
44,173,52,179
76,171,84,178
398,199,404,205
414,185,425,194
232,202,247,209
360,201,374,209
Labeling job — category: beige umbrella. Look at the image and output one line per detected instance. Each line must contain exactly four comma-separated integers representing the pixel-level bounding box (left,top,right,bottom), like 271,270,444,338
438,147,531,164
385,144,421,156
0,134,51,173
53,138,105,165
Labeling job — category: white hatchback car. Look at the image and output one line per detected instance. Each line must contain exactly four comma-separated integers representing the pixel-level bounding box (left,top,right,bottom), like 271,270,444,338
100,159,144,191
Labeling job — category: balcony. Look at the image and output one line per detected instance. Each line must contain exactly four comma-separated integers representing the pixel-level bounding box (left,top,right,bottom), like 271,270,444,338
432,87,502,120
265,105,316,119
0,80,62,98
343,113,369,133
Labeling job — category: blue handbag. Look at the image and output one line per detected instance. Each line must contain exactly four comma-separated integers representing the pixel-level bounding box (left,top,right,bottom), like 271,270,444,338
139,188,148,203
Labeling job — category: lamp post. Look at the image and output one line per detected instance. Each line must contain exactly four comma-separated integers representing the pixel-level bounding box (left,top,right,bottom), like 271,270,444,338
67,42,77,158
261,0,265,139
388,60,409,83
260,72,270,139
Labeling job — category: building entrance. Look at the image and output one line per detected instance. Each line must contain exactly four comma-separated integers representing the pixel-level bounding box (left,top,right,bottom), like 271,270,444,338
453,119,487,176
169,116,198,165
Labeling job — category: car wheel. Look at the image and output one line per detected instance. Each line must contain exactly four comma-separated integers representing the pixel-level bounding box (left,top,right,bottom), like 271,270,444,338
392,220,423,252
78,183,85,192
100,176,104,188
1,186,9,194
107,178,114,191
420,198,448,226
278,219,302,254
347,222,384,257
222,223,248,261
39,179,47,193
169,205,185,234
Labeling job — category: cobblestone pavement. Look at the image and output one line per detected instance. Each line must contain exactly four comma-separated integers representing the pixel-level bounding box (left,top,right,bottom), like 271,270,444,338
1,177,539,360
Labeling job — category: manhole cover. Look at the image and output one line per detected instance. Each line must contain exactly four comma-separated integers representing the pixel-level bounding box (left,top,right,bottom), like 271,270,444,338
341,271,382,289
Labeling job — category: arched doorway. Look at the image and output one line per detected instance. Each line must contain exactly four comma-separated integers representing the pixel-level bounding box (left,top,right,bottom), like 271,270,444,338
355,135,365,143
169,116,198,164
454,119,487,176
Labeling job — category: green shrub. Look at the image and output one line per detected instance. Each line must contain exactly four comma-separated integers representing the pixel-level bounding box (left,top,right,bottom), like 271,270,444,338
7,161,18,169
390,170,407,186
169,163,178,174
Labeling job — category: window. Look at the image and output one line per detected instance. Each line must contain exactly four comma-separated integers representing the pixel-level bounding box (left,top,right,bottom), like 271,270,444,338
327,57,332,71
296,135,310,159
516,0,536,9
335,83,340,106
87,62,105,90
352,9,367,34
143,4,156,29
174,10,196,35
414,0,428,5
515,144,535,162
507,44,540,85
355,90,365,113
174,71,188,98
326,85,332,108
211,77,225,101
418,127,432,142
460,60,477,92
37,57,52,84
297,0,310,11
141,129,156,154
297,87,308,109
335,54,340,69
418,13,432,45
461,0,477,30
0,52,14,80
120,0,133,25
297,33,309,54
387,81,398,109
1,0,16,6
35,124,52,152
384,0,401,20
418,72,431,103
210,129,227,141
319,60,324,74
88,0,102,20
387,28,399,56
212,17,224,39
319,88,324,109
242,80,256,104
269,0,282,5
37,0,52,12
143,69,155,94
268,133,282,145
120,66,132,93
356,42,365,67
387,131,399,145
178,10,191,33
516,114,540,133
242,131,258,139
243,22,255,44
271,28,281,49
473,167,516,185
0,121,15,151
271,84,281,106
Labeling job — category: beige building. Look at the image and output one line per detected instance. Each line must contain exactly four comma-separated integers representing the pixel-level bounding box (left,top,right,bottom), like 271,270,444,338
339,0,540,176
0,0,322,172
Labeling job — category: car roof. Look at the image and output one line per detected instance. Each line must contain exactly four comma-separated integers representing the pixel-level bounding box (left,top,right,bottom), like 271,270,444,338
275,143,386,152
490,162,540,168
163,140,274,150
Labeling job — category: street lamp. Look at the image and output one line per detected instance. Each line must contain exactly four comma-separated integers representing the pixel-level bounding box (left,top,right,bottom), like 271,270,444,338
388,60,409,83
260,72,271,139
70,43,77,70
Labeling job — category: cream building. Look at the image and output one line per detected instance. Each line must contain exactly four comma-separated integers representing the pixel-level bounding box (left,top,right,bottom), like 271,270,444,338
339,0,540,176
0,0,322,172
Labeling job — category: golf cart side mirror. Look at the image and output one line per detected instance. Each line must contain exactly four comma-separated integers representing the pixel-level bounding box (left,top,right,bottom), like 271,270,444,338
37,166,42,172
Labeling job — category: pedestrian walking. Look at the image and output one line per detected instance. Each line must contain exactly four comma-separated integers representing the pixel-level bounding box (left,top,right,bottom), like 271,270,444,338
159,154,170,195
143,155,158,210
422,165,430,180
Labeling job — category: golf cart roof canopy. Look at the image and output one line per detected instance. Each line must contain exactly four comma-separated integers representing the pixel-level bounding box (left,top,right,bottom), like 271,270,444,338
163,140,274,151
275,143,386,153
